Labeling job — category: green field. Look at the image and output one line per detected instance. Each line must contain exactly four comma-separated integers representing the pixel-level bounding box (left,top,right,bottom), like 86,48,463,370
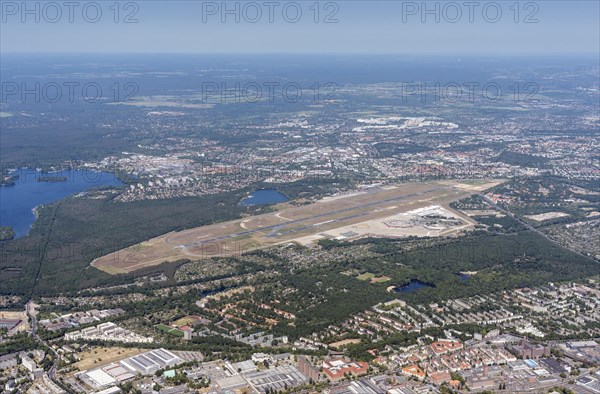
356,272,391,283
172,315,200,327
356,272,376,281
155,324,184,337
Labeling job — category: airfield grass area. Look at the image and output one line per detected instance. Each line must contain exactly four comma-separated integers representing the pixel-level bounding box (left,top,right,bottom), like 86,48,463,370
92,180,500,274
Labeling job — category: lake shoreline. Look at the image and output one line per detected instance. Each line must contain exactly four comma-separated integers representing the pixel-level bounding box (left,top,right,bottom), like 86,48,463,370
240,189,289,206
0,169,123,239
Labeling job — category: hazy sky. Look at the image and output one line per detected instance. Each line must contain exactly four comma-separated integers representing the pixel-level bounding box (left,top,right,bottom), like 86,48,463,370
1,1,599,54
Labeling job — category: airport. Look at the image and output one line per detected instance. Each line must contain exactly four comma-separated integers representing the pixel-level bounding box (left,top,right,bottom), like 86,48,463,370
92,181,496,274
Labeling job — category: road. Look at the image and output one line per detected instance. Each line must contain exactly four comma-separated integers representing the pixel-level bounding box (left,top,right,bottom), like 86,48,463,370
26,301,60,380
479,194,599,265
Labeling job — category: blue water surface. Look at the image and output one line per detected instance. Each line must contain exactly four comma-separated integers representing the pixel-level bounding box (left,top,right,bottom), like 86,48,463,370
0,169,122,239
240,189,288,206
394,279,436,293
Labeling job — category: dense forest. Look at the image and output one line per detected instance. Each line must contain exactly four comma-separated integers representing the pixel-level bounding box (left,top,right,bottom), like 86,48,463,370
0,188,258,297
265,227,599,338
0,175,358,298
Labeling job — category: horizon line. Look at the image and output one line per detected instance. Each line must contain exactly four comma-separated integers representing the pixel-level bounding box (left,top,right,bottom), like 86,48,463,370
1,51,599,57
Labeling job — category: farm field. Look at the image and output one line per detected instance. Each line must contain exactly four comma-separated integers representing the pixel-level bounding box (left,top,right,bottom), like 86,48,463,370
92,180,500,274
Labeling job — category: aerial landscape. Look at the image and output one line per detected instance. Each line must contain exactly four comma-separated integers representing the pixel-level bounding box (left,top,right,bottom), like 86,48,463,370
0,1,599,394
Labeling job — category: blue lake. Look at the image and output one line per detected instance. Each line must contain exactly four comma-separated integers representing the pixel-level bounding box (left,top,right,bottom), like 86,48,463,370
394,279,436,293
457,273,470,282
240,189,288,206
0,169,122,239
